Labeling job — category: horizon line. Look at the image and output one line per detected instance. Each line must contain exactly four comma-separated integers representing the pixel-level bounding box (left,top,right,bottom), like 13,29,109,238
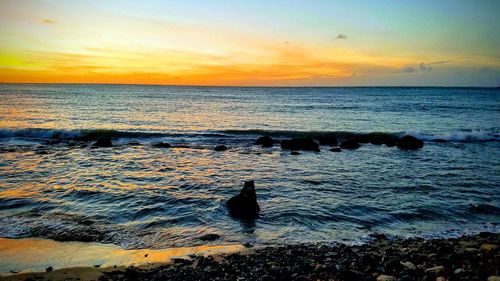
1,82,498,89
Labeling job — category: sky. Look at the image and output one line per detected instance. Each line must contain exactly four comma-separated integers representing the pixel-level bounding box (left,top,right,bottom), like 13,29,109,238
0,0,499,86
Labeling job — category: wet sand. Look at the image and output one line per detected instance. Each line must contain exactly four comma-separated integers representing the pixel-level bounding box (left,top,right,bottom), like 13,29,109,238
1,233,499,280
0,237,244,280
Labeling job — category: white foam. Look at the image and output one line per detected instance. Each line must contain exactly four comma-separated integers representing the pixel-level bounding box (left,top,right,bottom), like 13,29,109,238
405,129,499,142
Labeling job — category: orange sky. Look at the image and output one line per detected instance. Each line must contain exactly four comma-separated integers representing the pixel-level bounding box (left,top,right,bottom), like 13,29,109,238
1,0,499,86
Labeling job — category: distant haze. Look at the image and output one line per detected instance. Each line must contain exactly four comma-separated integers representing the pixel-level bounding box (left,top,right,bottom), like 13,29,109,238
0,0,499,86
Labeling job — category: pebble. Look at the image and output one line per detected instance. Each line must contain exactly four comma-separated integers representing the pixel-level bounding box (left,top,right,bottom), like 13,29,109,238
425,265,445,273
453,268,464,274
377,275,396,281
480,243,498,253
400,261,416,270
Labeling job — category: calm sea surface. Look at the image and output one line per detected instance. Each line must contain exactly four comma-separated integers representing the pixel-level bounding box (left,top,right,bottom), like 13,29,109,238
0,84,499,248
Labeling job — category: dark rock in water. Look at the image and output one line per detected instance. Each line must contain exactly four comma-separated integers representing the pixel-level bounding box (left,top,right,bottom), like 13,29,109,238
128,141,141,146
46,266,53,272
290,151,300,155
432,139,447,143
93,138,113,147
330,147,342,152
226,181,260,219
397,135,424,149
351,134,371,143
317,136,338,146
340,139,360,149
280,138,320,152
255,136,273,147
368,134,399,147
214,145,228,151
199,234,221,241
153,142,171,148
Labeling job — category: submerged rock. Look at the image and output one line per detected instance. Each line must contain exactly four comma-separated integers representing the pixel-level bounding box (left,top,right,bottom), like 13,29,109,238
329,147,342,152
368,134,399,147
199,234,221,241
226,181,260,219
255,136,273,147
214,145,228,151
153,142,171,148
290,151,300,155
93,138,113,147
397,135,424,149
340,139,360,149
280,138,320,152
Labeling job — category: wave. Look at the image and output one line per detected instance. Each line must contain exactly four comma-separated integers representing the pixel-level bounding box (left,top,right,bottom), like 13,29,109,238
222,129,500,142
405,129,500,142
0,128,223,141
0,127,498,143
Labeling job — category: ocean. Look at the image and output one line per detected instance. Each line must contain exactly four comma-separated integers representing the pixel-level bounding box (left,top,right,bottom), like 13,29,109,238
0,84,499,249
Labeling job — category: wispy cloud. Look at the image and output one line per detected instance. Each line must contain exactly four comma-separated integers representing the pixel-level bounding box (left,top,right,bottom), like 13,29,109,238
419,62,432,72
42,18,56,24
336,34,347,40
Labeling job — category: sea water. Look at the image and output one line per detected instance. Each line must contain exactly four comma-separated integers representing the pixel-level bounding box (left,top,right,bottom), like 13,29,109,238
0,84,499,249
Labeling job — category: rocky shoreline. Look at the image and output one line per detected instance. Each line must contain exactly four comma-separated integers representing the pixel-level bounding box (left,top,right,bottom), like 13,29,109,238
98,232,499,281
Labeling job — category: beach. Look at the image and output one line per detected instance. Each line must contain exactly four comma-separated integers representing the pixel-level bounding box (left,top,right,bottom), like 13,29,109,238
1,233,498,280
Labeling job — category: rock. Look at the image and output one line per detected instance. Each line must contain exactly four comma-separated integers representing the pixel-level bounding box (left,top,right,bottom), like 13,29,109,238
93,138,113,147
453,268,465,274
128,141,141,146
397,135,424,150
214,145,228,151
172,258,192,265
226,181,260,219
340,139,360,149
329,147,342,152
425,265,445,273
152,142,171,148
369,134,399,147
432,139,447,143
199,234,221,241
290,151,300,155
400,261,416,270
46,266,53,272
480,243,498,253
280,138,320,152
317,136,338,146
436,277,446,281
488,276,500,281
255,136,273,147
377,275,396,281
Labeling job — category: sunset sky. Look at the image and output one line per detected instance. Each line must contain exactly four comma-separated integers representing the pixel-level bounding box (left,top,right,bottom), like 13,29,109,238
1,0,499,86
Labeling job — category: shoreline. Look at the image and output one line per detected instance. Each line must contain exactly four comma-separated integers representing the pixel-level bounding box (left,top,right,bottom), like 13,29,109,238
1,233,498,280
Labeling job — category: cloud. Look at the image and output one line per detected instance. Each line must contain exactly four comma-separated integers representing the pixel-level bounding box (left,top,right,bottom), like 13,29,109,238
403,66,416,73
336,34,347,40
419,62,432,72
42,19,56,24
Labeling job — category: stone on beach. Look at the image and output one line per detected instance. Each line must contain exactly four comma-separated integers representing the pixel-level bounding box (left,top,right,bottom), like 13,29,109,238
397,135,424,149
280,138,320,152
376,275,396,281
226,180,260,219
255,136,273,147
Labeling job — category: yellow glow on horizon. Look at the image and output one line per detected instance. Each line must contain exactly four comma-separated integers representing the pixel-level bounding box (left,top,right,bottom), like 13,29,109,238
1,1,498,86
